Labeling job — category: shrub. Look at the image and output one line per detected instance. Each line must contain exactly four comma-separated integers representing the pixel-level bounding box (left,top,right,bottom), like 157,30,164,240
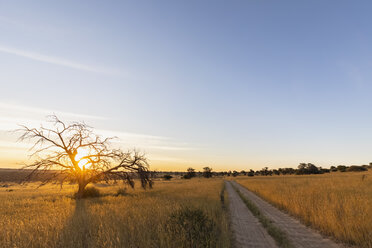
167,207,217,247
320,168,330,173
183,174,192,179
297,163,321,175
163,174,173,180
247,169,255,177
116,187,128,196
202,167,213,178
75,186,100,198
347,166,368,172
337,165,347,172
184,168,196,179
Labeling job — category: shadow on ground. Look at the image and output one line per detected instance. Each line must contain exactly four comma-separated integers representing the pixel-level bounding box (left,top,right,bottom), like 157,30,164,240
56,198,103,248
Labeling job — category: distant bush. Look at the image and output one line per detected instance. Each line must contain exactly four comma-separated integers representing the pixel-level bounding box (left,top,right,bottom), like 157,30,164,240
116,188,127,196
347,166,368,172
202,167,213,178
75,186,100,198
167,207,216,247
320,168,331,173
183,174,192,179
337,165,347,172
184,168,196,179
278,168,296,175
259,167,272,176
297,163,321,175
163,174,173,180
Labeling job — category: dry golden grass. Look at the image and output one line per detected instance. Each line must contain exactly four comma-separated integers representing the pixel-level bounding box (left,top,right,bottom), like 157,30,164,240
236,172,372,247
0,178,230,248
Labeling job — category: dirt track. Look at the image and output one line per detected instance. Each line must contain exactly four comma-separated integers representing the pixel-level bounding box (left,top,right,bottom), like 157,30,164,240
229,181,342,248
226,181,278,248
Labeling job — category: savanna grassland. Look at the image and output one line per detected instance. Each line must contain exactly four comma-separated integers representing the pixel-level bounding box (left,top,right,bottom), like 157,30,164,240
235,171,372,247
0,178,231,248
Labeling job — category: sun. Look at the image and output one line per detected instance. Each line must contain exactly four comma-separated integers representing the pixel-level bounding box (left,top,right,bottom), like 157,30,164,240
75,148,91,169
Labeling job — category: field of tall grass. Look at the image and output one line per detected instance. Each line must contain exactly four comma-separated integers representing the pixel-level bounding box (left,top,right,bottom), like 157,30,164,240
236,171,372,247
0,178,231,248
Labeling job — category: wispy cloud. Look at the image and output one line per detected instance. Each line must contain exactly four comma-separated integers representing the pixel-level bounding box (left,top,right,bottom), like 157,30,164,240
96,129,194,151
147,145,195,151
149,156,185,162
0,45,120,75
0,140,30,150
0,102,107,121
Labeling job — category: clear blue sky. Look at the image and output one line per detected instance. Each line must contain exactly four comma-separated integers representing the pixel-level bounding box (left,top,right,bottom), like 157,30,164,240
1,1,372,171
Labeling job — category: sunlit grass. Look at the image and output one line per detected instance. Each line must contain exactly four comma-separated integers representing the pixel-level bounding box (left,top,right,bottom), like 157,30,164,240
235,172,372,247
0,178,230,248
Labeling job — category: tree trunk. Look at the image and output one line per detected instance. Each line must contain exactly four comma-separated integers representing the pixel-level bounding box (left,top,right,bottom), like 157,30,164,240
76,181,87,199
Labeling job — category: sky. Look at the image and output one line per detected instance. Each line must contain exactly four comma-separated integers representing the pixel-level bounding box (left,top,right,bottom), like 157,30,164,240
1,1,372,171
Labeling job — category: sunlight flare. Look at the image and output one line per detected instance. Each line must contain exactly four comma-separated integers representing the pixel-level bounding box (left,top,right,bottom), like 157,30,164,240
78,158,91,169
75,148,91,169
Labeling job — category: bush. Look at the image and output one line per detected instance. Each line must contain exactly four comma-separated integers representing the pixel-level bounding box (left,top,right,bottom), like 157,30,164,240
337,165,347,172
75,186,100,198
163,174,173,180
347,166,368,172
247,171,254,177
297,163,321,175
183,174,192,179
202,167,213,178
116,187,128,196
184,168,196,179
167,207,217,247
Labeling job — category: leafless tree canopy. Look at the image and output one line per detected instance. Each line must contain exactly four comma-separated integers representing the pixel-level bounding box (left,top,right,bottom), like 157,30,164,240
18,115,152,197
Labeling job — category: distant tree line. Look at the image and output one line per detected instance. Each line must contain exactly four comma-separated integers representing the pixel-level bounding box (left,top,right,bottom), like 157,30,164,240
222,163,370,177
182,167,213,179
155,167,214,180
153,162,371,180
3,162,369,183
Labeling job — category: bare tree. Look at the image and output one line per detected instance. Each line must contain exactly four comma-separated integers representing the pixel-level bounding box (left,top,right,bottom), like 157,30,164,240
18,115,152,198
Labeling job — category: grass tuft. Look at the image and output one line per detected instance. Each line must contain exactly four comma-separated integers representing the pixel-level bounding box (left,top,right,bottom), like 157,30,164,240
167,207,217,247
74,186,101,199
115,187,128,197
